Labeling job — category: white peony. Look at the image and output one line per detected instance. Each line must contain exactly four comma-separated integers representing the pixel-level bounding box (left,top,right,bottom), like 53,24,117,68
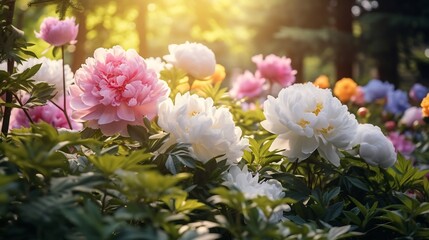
16,57,74,97
163,42,216,79
145,57,172,77
223,165,288,222
350,123,397,168
261,82,358,167
157,92,248,164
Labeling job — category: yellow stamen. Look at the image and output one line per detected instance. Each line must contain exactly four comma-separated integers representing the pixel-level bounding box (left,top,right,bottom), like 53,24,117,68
298,119,310,128
312,103,323,116
319,125,334,134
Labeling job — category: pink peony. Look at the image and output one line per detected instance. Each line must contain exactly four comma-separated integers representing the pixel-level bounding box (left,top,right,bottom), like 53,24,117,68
35,17,78,46
229,71,266,99
387,132,415,156
10,95,82,130
252,54,297,87
350,86,366,106
70,46,170,136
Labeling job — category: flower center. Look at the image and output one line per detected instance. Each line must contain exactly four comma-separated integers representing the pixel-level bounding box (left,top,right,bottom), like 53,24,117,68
298,119,310,128
190,111,199,116
319,125,334,134
312,103,323,116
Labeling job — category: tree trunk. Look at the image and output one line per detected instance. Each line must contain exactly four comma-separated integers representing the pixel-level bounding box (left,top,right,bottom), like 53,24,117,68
289,49,304,83
71,9,87,72
333,0,355,80
136,2,149,57
377,42,399,87
1,0,16,136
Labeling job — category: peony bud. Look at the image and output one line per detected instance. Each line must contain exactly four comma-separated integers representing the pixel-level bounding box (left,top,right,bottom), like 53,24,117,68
357,107,369,118
35,17,78,46
350,124,397,168
163,42,216,79
384,120,396,132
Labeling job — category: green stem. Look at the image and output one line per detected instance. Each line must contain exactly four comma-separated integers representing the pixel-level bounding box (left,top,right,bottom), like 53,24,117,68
306,161,312,189
188,75,196,90
292,161,298,174
101,189,108,213
12,92,34,125
61,46,73,129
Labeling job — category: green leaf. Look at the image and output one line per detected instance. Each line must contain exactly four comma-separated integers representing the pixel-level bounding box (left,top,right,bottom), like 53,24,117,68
324,201,344,222
25,81,56,106
15,63,41,81
343,176,369,192
89,149,152,175
117,169,191,202
324,187,341,204
416,202,429,215
349,196,367,216
344,210,361,225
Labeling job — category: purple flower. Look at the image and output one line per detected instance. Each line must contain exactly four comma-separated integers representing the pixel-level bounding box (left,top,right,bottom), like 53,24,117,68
362,79,394,102
399,107,423,127
387,132,415,156
409,83,429,103
385,89,410,115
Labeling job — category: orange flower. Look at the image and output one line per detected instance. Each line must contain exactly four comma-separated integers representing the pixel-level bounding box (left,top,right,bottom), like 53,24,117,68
313,75,330,89
421,93,429,117
333,78,358,103
191,79,211,90
210,64,226,84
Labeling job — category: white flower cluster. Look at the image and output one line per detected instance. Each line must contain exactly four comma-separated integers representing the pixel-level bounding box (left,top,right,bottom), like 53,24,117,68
157,92,249,164
261,82,359,166
145,57,172,77
223,165,287,222
17,57,74,97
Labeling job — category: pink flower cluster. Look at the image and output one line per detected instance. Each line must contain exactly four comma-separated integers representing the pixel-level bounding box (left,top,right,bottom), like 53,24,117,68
70,46,170,136
229,71,266,99
10,96,82,130
252,54,297,87
230,54,296,101
35,17,78,46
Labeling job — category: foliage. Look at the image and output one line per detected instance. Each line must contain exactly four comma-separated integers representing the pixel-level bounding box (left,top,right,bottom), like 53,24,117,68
2,1,429,240
0,112,428,239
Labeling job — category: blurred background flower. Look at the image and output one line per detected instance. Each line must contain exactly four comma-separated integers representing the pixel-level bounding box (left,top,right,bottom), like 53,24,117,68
35,17,78,46
333,77,357,103
229,71,266,100
16,57,74,98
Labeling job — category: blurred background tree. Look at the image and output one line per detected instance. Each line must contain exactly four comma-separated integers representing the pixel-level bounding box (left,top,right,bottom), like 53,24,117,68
12,0,429,88
357,0,429,87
